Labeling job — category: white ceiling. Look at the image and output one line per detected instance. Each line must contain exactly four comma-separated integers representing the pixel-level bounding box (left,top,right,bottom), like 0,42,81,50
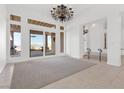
6,4,95,25
7,4,93,14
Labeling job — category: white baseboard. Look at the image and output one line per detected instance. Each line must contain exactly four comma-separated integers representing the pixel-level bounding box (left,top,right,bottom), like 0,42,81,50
7,54,67,64
0,62,6,74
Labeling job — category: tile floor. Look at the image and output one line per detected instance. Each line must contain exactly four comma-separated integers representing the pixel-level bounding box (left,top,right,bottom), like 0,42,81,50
43,58,124,89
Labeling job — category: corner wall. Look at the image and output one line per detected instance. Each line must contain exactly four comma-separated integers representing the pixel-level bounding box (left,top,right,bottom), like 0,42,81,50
0,5,7,73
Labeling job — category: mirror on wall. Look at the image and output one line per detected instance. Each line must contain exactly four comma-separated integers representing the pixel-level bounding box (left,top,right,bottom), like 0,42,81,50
30,30,44,57
82,19,107,62
45,32,56,56
10,24,21,57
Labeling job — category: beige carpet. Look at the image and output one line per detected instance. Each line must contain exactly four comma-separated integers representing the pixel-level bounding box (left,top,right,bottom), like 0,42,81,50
10,56,95,89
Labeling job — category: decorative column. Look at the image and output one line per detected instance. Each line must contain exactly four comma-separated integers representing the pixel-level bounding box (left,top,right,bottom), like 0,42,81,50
107,13,121,66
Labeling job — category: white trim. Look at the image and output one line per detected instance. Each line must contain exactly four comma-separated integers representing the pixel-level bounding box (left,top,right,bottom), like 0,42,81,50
0,61,6,73
8,54,67,63
10,20,22,25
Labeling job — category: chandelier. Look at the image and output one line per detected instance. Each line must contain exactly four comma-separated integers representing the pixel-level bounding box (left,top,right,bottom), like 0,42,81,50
51,4,74,22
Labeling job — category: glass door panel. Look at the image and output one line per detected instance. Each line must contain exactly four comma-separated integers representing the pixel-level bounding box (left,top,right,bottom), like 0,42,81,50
45,32,56,56
30,30,44,57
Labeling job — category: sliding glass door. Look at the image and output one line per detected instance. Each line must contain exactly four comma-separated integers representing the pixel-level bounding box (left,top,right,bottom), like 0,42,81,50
30,30,58,57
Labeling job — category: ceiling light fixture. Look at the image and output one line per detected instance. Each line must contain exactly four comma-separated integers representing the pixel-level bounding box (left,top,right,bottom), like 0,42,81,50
92,23,96,27
51,4,74,22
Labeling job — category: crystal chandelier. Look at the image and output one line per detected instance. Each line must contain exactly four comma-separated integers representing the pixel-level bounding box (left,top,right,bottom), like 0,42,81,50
51,4,74,22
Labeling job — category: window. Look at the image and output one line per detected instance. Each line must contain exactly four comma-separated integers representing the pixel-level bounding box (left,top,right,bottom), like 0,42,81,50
28,19,56,28
10,14,21,22
10,24,21,57
45,32,56,56
60,32,64,53
60,26,64,30
30,30,44,57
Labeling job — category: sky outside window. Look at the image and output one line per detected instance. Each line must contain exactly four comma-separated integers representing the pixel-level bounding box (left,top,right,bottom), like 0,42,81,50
31,34,43,49
14,32,21,47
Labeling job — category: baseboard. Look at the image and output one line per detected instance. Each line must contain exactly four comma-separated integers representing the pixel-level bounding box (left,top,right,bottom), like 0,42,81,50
7,54,68,64
0,62,6,74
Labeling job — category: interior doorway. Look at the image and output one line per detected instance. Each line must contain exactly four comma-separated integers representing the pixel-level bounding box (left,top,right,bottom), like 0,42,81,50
82,18,107,63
